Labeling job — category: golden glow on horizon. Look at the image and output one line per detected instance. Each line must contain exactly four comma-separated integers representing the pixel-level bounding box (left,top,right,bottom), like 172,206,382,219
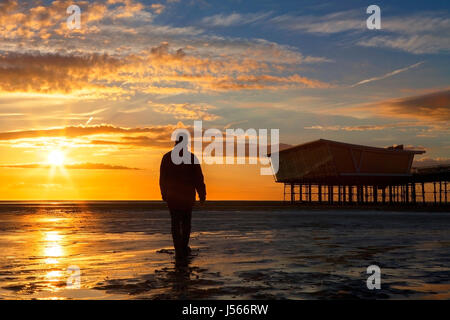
0,159,283,200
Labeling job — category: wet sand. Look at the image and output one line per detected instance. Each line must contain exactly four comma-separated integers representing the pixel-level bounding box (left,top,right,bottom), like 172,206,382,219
0,201,449,299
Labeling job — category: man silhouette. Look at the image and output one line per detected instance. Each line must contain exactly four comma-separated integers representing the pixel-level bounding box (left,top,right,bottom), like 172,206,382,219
159,133,206,261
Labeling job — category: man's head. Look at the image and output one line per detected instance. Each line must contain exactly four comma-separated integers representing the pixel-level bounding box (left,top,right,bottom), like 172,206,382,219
175,132,188,146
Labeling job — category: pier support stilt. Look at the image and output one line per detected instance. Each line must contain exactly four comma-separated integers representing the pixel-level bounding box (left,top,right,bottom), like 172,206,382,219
373,185,378,204
422,182,426,204
405,184,409,204
290,183,295,204
389,185,393,204
445,181,448,204
434,182,437,204
328,185,333,204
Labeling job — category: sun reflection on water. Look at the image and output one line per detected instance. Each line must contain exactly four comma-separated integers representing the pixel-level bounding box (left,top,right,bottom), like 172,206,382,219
43,231,64,264
45,270,63,282
41,228,67,288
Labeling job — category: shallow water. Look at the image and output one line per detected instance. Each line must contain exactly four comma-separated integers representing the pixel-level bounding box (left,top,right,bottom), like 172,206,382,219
0,202,449,299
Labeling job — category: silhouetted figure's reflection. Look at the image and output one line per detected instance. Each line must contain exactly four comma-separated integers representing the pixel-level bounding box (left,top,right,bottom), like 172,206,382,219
153,255,199,299
160,134,206,264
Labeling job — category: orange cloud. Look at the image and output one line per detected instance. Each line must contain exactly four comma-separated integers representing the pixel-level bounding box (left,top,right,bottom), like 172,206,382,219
0,41,330,97
150,102,220,120
303,123,424,132
0,0,145,39
0,51,125,95
345,90,450,122
150,3,165,15
0,124,178,141
0,123,291,156
0,162,140,170
374,90,450,121
90,136,171,148
305,124,389,131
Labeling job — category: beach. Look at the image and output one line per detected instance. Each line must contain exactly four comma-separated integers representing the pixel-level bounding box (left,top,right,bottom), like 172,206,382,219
0,201,449,300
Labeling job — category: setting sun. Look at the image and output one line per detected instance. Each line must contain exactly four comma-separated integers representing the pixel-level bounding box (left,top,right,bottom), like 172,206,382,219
48,150,65,166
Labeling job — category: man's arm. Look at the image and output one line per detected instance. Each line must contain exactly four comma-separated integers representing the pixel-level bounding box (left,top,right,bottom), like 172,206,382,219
159,154,168,202
194,163,206,203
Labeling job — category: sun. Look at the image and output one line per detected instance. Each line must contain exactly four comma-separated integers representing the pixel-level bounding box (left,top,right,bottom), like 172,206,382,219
48,150,65,166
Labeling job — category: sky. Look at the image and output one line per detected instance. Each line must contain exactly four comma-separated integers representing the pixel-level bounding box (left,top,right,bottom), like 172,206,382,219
0,0,448,200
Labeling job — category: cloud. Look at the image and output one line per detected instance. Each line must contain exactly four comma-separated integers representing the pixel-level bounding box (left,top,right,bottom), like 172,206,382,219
359,34,450,54
118,107,147,114
90,136,170,148
150,4,165,15
273,10,450,36
0,51,126,97
223,120,248,129
201,12,271,27
0,41,329,97
208,74,331,90
0,1,332,98
358,13,450,54
0,123,292,156
413,157,450,168
150,103,220,121
317,90,450,139
310,89,450,138
305,124,393,131
0,123,178,141
0,163,141,170
380,14,450,34
0,122,186,150
0,0,147,40
350,62,424,87
304,119,450,133
270,10,450,54
0,113,24,117
85,117,93,125
270,10,363,34
371,90,450,122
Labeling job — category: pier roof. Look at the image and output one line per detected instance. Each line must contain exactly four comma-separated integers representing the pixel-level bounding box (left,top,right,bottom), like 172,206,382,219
272,139,425,185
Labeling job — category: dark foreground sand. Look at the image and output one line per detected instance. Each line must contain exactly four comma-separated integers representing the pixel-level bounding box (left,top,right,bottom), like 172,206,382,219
0,201,449,299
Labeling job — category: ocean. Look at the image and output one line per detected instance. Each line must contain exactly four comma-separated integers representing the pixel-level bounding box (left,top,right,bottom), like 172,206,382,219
0,201,449,299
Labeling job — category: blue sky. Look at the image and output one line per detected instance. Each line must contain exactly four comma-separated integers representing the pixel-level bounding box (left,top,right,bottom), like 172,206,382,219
135,0,450,158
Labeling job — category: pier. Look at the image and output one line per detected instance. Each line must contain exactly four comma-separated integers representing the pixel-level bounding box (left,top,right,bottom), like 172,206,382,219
271,139,449,206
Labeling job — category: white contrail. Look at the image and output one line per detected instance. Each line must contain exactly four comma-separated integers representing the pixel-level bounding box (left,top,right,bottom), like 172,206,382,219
350,61,424,88
85,117,93,125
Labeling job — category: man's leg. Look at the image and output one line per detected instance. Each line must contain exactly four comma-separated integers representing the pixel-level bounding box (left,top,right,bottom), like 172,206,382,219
170,210,184,257
181,208,192,255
